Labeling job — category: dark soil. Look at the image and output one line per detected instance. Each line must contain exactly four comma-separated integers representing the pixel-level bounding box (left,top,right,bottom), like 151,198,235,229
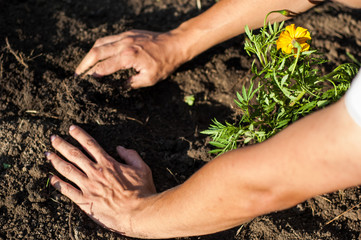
1,0,361,239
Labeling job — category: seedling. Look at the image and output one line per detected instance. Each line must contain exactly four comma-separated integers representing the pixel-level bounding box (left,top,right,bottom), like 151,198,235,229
184,95,195,106
3,163,11,169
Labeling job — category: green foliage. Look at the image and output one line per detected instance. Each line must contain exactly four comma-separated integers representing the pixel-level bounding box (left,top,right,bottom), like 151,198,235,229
2,163,11,169
184,95,195,106
202,13,359,155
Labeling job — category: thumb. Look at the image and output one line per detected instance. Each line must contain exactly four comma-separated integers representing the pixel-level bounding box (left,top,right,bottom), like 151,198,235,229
116,146,145,169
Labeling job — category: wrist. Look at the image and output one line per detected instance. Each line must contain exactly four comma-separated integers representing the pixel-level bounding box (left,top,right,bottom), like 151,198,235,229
167,19,213,64
129,193,166,238
130,188,181,239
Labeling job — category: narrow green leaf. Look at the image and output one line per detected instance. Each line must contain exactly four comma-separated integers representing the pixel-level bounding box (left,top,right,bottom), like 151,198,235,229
297,101,317,113
200,129,218,135
244,137,253,144
317,100,330,107
281,74,289,86
208,149,225,154
209,141,226,148
242,85,248,102
236,91,244,103
276,119,291,128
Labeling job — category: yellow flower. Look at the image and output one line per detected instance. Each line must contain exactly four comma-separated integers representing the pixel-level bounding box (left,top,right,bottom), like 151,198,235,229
276,24,311,55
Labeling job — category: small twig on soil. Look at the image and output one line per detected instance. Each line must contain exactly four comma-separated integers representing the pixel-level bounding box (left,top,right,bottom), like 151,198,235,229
5,37,29,68
126,116,143,125
235,225,243,237
319,196,332,203
68,202,76,240
166,168,180,184
38,140,47,149
18,119,25,129
62,82,76,103
179,136,192,145
324,202,361,227
144,116,150,125
50,197,61,204
25,110,38,114
196,0,201,10
25,109,60,119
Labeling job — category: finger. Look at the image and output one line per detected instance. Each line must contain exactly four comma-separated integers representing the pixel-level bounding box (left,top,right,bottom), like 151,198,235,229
51,134,96,173
50,174,84,203
85,53,135,77
92,30,147,48
93,34,124,48
116,146,146,169
68,125,114,165
47,152,88,188
75,42,127,75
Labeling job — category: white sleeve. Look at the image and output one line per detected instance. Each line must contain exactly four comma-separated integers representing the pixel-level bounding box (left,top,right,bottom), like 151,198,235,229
345,69,361,128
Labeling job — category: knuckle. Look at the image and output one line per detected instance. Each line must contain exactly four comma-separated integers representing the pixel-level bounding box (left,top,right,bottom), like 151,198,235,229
86,138,97,148
98,155,113,165
93,62,105,73
103,162,115,171
121,37,135,45
61,184,73,195
61,163,74,175
69,148,82,158
90,166,105,179
94,38,104,46
89,47,100,58
123,46,139,56
109,41,121,48
104,187,115,199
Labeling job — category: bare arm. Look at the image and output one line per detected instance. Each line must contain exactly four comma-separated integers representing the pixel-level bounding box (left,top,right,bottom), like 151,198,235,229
172,0,315,62
130,97,361,238
47,97,361,238
75,0,316,89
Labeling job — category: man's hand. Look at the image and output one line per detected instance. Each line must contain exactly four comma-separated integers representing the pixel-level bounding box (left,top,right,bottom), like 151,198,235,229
75,30,185,89
46,125,157,236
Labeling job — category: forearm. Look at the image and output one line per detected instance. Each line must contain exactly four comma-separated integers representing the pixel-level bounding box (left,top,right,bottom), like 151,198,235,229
133,98,361,238
170,0,316,62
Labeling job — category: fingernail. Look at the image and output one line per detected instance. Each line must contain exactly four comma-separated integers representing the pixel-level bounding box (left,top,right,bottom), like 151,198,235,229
74,73,79,77
50,135,57,142
92,72,102,78
44,151,51,158
69,125,76,131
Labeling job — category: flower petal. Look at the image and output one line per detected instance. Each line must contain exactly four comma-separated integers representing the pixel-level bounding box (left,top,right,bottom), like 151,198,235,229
295,26,311,40
285,24,296,38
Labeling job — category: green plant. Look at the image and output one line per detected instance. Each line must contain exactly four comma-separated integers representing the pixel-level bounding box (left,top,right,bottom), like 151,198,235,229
202,11,359,155
184,95,195,106
2,163,11,169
